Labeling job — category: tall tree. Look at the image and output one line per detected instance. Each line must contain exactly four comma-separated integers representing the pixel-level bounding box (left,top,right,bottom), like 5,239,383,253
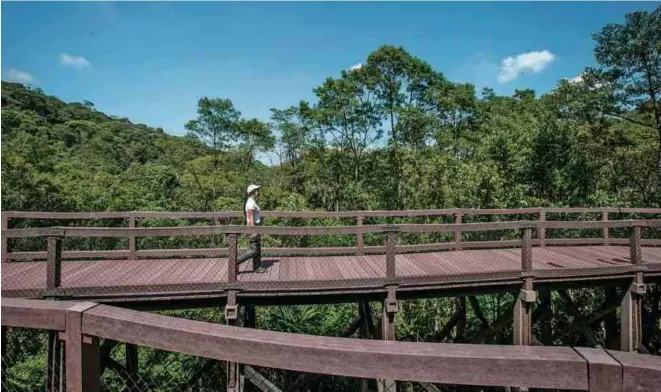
235,118,275,173
588,6,661,175
185,98,241,169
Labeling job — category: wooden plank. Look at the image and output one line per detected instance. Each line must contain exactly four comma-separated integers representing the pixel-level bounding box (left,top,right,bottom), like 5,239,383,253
82,304,588,390
573,347,622,392
608,350,661,392
1,298,71,330
4,219,660,242
3,208,661,223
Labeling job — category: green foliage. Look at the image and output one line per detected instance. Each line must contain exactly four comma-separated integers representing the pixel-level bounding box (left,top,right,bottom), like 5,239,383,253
2,6,661,390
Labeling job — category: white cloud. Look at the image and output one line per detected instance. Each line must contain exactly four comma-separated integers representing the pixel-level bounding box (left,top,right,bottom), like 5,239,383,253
3,68,36,85
497,50,555,84
59,53,91,69
349,63,363,71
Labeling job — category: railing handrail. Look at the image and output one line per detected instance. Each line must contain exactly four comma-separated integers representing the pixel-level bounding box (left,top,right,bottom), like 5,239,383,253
3,207,661,220
3,297,660,390
3,219,661,239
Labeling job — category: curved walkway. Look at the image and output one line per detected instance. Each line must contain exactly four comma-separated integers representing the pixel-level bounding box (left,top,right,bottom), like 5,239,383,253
3,245,660,304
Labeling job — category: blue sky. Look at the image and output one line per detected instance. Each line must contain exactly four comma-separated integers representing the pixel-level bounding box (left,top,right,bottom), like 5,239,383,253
3,1,659,140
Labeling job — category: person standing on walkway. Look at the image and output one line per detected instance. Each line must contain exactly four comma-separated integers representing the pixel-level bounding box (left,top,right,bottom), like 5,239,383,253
244,184,266,273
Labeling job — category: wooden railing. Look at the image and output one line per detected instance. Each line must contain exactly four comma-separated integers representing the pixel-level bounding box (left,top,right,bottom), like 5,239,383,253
2,219,660,291
3,208,661,263
2,297,660,392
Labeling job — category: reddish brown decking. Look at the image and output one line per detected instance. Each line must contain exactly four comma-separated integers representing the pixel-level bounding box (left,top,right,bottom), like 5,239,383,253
3,246,660,301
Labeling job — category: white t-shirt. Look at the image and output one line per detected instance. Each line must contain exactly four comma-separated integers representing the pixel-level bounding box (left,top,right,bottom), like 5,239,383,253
245,197,261,225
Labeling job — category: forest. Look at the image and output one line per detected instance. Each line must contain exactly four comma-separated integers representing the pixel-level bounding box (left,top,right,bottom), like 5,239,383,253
1,5,660,392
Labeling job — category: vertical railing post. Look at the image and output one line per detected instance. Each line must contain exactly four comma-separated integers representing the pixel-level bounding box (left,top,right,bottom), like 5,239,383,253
128,212,136,260
385,230,397,278
621,224,645,351
453,212,463,251
2,216,9,263
538,211,546,247
65,302,100,392
356,214,364,256
227,233,238,284
378,286,398,392
514,228,535,346
46,236,63,290
225,290,239,392
602,211,610,245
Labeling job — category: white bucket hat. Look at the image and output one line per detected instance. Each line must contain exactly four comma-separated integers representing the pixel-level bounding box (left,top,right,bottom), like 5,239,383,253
246,184,261,195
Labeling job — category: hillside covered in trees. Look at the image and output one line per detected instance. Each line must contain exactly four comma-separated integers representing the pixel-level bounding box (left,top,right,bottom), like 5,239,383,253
3,6,660,214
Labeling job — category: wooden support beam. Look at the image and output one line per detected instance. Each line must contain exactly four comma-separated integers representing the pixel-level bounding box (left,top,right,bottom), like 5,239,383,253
65,302,101,392
537,290,553,345
226,290,239,392
358,301,375,392
468,296,489,327
560,290,600,347
622,226,645,352
513,229,534,346
456,297,467,343
126,343,139,392
438,299,466,342
642,285,660,351
341,315,363,338
81,336,101,392
418,382,442,392
602,212,610,245
105,357,130,382
378,287,397,392
100,339,119,375
554,289,625,343
47,331,62,392
244,366,282,392
604,287,619,350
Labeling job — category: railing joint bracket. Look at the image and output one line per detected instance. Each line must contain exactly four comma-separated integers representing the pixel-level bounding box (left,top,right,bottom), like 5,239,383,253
519,289,537,303
630,283,646,295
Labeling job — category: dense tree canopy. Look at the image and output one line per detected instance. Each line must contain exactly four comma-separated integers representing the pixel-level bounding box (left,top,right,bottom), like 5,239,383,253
3,7,660,214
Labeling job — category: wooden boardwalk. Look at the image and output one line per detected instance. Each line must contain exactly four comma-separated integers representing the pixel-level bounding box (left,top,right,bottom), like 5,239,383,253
3,245,661,303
